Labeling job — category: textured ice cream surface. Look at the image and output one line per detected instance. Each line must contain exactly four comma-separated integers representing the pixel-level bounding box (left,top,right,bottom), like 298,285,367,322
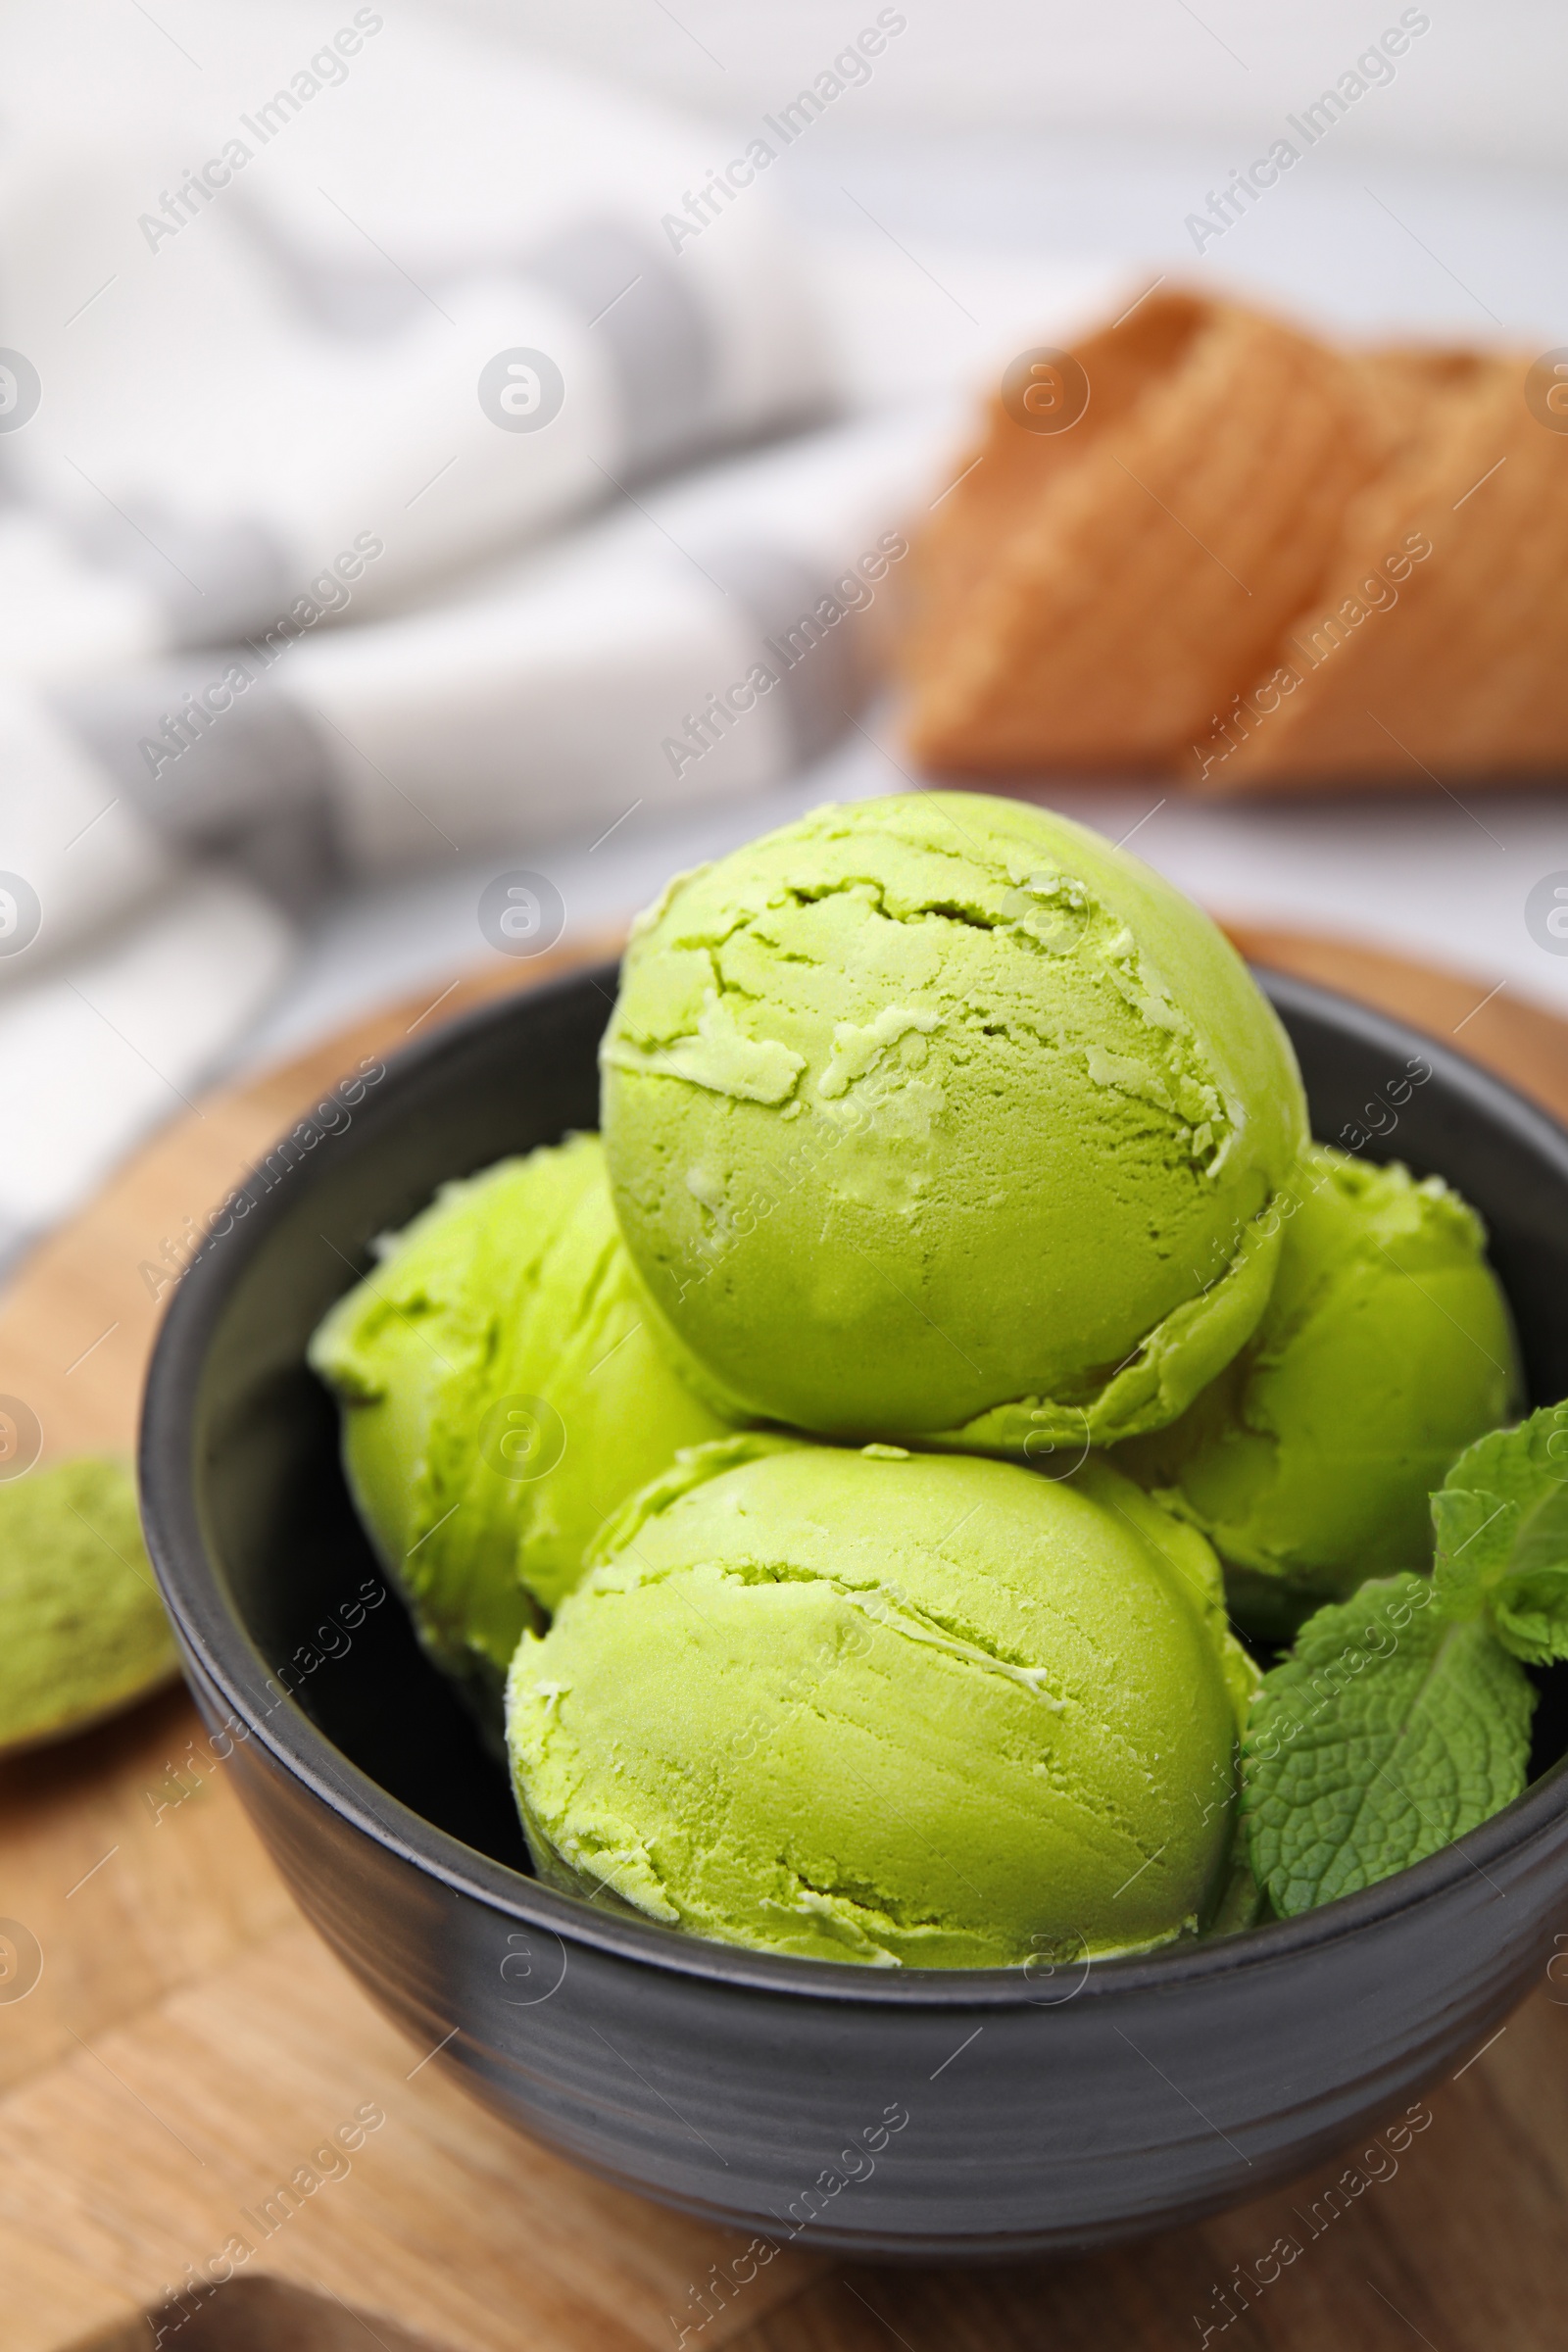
601,792,1306,1447
0,1456,176,1750
1115,1145,1519,1635
308,1135,729,1721
507,1437,1255,1969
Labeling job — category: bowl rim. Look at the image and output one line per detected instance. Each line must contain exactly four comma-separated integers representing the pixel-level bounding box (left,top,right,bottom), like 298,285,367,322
139,956,1568,2010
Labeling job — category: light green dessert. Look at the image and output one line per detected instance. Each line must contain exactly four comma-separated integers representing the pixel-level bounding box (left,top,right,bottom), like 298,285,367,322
309,1135,729,1720
507,1437,1257,1968
1116,1145,1520,1635
0,1456,177,1751
600,792,1306,1450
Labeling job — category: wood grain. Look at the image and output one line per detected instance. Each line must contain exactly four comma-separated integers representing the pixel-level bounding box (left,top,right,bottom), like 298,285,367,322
2,928,1566,2352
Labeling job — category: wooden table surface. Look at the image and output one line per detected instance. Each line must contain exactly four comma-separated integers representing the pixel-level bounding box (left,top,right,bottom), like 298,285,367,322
2,926,1567,2352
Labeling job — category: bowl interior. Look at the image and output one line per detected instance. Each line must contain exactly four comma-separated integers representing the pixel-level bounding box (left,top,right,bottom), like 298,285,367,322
181,964,1568,1886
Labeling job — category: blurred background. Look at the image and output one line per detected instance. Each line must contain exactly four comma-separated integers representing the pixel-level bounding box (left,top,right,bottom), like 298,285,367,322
0,0,1564,1263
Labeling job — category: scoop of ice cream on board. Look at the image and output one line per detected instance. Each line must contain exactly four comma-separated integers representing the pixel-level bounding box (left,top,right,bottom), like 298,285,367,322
0,1457,177,1757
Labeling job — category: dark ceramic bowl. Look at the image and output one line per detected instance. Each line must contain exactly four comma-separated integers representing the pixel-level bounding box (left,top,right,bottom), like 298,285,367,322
140,963,1568,2260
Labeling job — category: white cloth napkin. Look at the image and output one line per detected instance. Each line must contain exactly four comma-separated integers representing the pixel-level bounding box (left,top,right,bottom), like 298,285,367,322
1,402,951,964
0,412,943,1261
0,11,988,1266
0,26,831,673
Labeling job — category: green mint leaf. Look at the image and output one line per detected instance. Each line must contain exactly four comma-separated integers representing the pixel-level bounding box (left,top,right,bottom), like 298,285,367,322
1433,1404,1568,1663
1242,1573,1535,1917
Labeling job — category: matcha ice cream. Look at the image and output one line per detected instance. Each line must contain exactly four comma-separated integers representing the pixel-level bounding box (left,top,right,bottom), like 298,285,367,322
0,1456,177,1751
309,1135,729,1713
508,1437,1256,1968
1117,1145,1520,1634
601,793,1306,1449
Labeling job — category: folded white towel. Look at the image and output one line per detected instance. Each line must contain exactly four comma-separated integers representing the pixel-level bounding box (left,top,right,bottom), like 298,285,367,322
4,409,952,978
0,14,978,1273
0,25,833,673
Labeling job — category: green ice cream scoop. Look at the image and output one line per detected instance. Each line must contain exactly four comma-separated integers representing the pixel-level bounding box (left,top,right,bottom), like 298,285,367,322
0,1456,177,1752
308,1135,729,1711
1115,1145,1520,1635
507,1438,1256,1969
600,792,1306,1449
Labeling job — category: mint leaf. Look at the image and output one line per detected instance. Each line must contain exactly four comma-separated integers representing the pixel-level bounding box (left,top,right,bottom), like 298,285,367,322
1242,1573,1535,1916
1433,1404,1568,1663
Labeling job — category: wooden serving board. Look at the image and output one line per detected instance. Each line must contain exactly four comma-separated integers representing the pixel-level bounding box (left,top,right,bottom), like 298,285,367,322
3,928,1568,2352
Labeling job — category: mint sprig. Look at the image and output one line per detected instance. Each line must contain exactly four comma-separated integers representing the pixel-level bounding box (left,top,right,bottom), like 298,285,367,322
1432,1405,1568,1663
1242,1572,1535,1916
1238,1409,1568,1917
